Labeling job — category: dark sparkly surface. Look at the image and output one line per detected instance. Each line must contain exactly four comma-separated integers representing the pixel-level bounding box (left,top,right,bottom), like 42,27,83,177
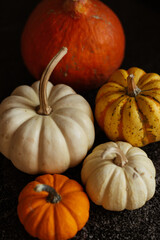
0,0,160,239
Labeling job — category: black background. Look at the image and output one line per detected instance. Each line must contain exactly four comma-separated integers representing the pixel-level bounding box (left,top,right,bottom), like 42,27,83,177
0,0,160,239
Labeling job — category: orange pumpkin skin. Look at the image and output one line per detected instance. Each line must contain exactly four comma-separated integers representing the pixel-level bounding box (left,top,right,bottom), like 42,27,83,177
21,0,125,91
95,67,160,147
17,174,90,240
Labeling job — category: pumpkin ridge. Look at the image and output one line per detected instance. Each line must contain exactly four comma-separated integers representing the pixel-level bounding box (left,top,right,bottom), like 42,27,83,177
132,98,148,146
53,106,93,119
0,107,35,127
36,174,55,186
0,99,37,117
60,190,85,198
87,163,114,185
53,113,89,161
137,77,160,89
127,163,156,201
139,93,160,105
53,174,69,194
35,204,55,240
51,116,71,156
49,116,71,162
106,82,125,89
117,98,129,140
23,202,50,238
7,115,40,159
53,174,57,191
53,203,58,240
50,93,76,106
82,160,112,184
52,106,92,117
60,198,83,230
103,95,129,140
126,148,147,158
141,89,160,93
39,117,70,173
83,154,114,165
108,80,126,88
100,164,117,186
7,95,38,109
50,94,93,118
136,96,158,144
103,168,127,210
18,194,49,205
57,178,83,195
139,79,160,90
5,103,37,112
11,84,39,101
18,181,48,201
18,193,48,216
101,167,121,207
96,95,125,129
54,201,78,239
48,84,75,105
122,169,131,209
37,116,45,172
95,82,125,103
53,109,93,148
125,165,146,182
124,165,148,208
128,157,156,177
56,178,71,193
96,91,125,103
47,83,55,101
82,152,105,169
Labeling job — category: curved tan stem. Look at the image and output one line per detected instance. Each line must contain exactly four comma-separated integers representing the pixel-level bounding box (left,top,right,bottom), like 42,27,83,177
102,146,128,167
127,74,141,97
37,47,68,115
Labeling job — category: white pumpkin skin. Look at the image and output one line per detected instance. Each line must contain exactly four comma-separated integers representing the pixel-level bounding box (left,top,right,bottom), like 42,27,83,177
81,141,156,211
0,48,95,174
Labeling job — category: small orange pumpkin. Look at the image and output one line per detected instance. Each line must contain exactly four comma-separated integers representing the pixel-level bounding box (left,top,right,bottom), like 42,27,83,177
17,174,90,240
95,67,160,147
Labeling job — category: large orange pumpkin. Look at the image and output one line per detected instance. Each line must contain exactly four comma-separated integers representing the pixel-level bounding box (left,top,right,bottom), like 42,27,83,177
17,174,90,240
21,0,125,91
95,67,160,147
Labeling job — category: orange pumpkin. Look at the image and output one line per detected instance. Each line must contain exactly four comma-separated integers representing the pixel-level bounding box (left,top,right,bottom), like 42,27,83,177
17,174,90,240
21,0,125,91
95,67,160,147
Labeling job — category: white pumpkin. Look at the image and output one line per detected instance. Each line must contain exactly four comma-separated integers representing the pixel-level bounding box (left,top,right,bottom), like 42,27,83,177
0,47,95,174
81,141,156,211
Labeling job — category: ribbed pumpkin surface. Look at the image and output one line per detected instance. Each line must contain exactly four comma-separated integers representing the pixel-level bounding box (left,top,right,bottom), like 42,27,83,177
95,67,160,147
21,0,125,90
17,174,90,240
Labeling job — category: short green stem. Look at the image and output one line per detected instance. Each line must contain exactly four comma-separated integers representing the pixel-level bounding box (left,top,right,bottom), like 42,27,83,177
34,184,61,204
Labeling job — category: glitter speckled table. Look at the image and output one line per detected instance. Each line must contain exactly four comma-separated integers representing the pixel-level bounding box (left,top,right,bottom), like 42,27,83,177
0,0,160,239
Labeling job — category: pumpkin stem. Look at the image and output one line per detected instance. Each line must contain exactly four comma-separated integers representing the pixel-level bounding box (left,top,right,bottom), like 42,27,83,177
127,74,141,97
102,146,128,167
37,47,68,115
34,184,61,204
64,0,88,15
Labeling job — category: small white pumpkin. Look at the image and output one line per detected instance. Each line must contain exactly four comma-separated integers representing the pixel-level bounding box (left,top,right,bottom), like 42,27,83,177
81,141,156,211
0,47,95,174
